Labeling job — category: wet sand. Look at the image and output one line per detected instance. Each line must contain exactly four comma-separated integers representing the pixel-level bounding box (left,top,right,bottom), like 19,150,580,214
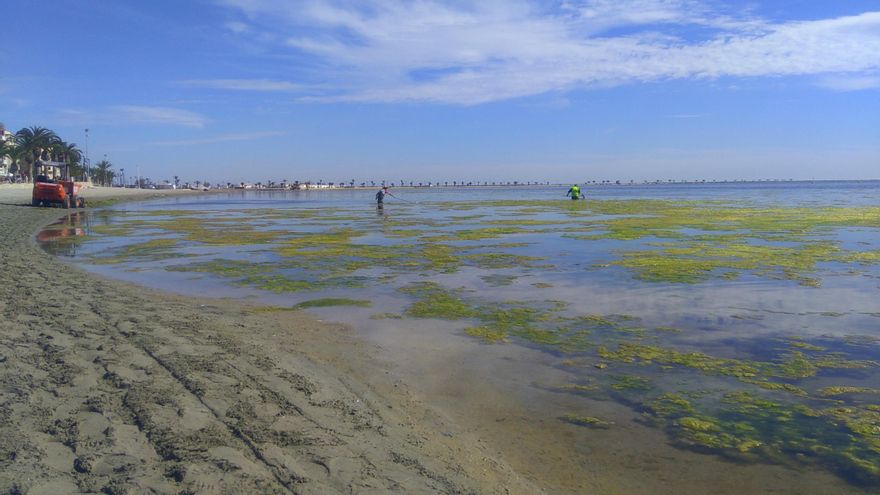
0,185,535,494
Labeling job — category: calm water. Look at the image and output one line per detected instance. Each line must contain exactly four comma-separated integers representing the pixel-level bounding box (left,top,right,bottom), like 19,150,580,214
41,181,880,494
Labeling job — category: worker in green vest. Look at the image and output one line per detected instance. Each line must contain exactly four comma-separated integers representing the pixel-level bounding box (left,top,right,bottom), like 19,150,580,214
566,184,584,200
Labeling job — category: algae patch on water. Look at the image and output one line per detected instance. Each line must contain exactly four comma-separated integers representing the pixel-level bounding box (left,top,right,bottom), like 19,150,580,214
293,298,371,309
644,391,880,485
561,414,614,429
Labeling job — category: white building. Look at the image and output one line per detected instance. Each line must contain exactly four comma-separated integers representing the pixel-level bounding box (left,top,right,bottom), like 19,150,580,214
0,126,13,178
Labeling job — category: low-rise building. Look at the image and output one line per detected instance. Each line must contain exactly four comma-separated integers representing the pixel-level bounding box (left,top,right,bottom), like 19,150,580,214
1,126,13,178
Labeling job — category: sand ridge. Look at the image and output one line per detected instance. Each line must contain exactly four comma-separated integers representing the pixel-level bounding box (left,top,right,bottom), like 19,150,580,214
0,186,537,494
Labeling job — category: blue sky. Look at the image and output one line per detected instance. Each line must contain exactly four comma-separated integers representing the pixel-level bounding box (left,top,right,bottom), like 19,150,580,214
1,1,878,184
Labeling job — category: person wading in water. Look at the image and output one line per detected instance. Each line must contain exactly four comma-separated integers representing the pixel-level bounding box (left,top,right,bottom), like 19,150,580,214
376,186,388,205
566,184,585,200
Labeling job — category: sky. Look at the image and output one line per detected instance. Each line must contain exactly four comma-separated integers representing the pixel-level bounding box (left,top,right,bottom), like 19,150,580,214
1,0,878,184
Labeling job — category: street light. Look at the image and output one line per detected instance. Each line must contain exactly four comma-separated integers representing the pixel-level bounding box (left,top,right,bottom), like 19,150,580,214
84,128,90,179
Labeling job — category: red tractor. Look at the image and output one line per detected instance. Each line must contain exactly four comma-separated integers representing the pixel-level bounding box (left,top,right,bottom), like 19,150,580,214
32,161,85,209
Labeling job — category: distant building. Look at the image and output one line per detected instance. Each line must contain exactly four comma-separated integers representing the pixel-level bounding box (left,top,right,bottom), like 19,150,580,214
0,125,13,178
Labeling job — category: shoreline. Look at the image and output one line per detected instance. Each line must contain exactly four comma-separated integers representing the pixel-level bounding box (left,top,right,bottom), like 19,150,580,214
0,186,536,494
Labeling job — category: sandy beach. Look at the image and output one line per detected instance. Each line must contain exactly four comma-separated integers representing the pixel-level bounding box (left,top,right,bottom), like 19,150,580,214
0,185,536,494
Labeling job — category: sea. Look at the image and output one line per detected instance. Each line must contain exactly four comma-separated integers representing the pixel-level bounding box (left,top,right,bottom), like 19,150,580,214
40,180,880,494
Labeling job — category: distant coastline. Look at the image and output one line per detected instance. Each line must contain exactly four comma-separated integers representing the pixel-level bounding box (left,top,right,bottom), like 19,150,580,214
154,177,879,192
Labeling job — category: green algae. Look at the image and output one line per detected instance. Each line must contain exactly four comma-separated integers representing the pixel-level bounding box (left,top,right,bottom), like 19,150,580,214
481,274,518,287
597,342,876,388
293,298,371,309
464,252,545,269
148,217,284,245
418,243,461,273
677,416,718,432
235,275,318,293
234,274,369,293
786,340,826,352
85,199,879,289
370,312,404,320
464,325,509,343
610,374,652,391
65,199,880,487
399,282,596,350
841,250,880,265
492,242,534,249
654,326,681,333
247,305,298,313
167,259,275,278
818,386,880,397
400,282,480,319
612,240,842,285
485,219,572,226
636,388,880,485
509,198,880,286
598,343,762,378
90,238,193,264
423,226,530,242
561,414,613,429
555,383,600,394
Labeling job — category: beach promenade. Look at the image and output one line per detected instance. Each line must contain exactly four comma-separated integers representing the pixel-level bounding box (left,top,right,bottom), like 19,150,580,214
0,185,534,494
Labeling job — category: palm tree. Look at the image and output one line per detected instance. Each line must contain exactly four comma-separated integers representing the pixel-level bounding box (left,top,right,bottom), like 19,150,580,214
92,160,113,186
57,141,83,180
15,126,58,181
0,138,18,178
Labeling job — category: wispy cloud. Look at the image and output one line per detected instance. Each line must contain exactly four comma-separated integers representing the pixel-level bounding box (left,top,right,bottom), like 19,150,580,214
816,75,880,92
152,131,286,146
177,79,303,91
57,106,208,128
224,21,251,34
111,105,208,127
215,0,880,104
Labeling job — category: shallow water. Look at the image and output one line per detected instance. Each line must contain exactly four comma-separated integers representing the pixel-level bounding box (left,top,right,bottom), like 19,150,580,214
41,181,880,493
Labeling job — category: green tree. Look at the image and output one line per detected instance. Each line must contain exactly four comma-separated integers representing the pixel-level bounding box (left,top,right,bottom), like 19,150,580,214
58,142,84,179
0,138,18,178
15,126,58,181
92,159,114,186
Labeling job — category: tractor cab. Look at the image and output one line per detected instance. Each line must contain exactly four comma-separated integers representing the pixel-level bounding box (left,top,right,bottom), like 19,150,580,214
32,161,85,208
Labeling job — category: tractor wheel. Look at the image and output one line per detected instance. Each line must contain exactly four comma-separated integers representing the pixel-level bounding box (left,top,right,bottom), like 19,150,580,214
32,199,39,207
78,197,86,208
70,195,78,209
63,196,71,209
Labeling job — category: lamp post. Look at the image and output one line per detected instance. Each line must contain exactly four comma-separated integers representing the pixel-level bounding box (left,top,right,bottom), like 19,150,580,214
84,128,90,180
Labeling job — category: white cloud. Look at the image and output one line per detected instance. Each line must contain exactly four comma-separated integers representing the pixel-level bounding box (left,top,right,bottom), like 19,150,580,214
152,131,286,146
111,105,208,128
225,21,251,33
816,75,880,92
177,79,304,91
215,1,880,104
